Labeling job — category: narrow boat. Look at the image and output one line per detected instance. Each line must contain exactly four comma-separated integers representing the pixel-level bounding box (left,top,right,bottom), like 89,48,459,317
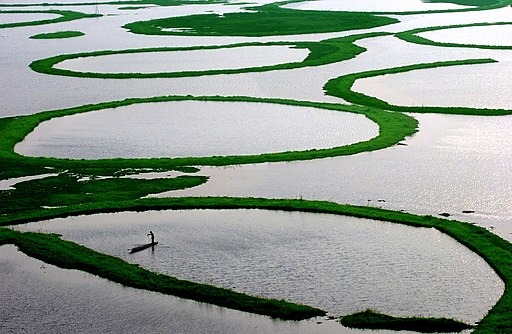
129,241,158,254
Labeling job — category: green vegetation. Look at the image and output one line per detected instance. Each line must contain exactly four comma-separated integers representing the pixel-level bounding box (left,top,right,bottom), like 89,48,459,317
30,30,85,39
397,22,512,50
340,309,473,332
0,10,100,28
0,228,324,320
324,58,512,115
123,3,398,36
0,196,511,332
0,173,207,215
0,95,417,174
29,33,388,79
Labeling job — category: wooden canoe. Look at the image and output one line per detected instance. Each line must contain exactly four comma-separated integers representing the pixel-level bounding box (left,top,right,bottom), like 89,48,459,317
129,241,158,254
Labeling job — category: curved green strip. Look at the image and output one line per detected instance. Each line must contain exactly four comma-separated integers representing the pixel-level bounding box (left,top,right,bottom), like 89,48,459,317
29,33,387,79
122,4,398,37
0,10,100,29
396,22,512,50
324,58,512,115
0,227,324,320
0,196,511,332
30,30,85,39
340,309,472,332
0,95,417,170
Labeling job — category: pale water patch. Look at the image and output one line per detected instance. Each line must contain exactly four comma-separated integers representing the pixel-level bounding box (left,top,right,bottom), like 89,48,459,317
0,173,58,190
165,114,512,241
352,60,512,109
55,45,310,74
419,24,512,47
0,244,354,334
283,0,467,13
15,101,378,159
0,13,60,24
15,209,504,323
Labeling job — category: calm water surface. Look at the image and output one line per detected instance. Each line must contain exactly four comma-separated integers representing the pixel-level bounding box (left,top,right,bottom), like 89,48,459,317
0,244,359,334
56,45,309,73
284,0,467,12
419,24,512,46
168,114,512,241
15,209,504,323
0,13,60,24
353,58,512,109
16,101,378,159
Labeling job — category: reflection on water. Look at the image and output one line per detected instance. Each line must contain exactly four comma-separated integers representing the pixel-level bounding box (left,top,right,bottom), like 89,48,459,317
16,101,378,159
15,209,504,323
56,45,309,74
419,24,512,47
167,114,512,241
283,0,466,12
353,59,512,109
0,245,353,334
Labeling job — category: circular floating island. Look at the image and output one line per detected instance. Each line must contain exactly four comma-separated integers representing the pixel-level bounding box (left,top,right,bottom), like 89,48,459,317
16,100,378,159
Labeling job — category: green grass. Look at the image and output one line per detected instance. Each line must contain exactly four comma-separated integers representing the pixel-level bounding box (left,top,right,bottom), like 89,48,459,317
0,196,511,332
123,3,398,37
0,95,417,173
396,22,512,50
0,173,207,215
29,33,388,79
340,309,473,332
324,58,512,115
0,10,100,28
30,30,84,39
0,227,324,320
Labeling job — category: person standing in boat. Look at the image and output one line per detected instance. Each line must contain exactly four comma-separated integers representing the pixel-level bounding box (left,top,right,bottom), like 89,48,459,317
147,230,155,244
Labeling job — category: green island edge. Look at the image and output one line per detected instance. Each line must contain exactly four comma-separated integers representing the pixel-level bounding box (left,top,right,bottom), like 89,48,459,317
30,30,85,39
0,9,100,29
1,196,511,332
28,32,389,79
0,95,417,178
324,58,512,116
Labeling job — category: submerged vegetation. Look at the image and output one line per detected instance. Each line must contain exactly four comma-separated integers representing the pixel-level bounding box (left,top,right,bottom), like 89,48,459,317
340,309,473,332
30,30,85,39
29,33,388,79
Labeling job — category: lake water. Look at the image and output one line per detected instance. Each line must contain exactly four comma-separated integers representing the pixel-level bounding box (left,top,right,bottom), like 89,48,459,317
56,45,309,73
166,113,512,242
419,23,512,47
15,100,378,159
352,57,512,109
0,12,60,25
0,244,352,334
15,209,504,323
283,0,467,12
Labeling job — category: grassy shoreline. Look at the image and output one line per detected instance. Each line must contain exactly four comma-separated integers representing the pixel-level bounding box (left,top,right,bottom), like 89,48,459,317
29,33,388,79
396,22,512,50
0,95,417,176
324,58,512,115
0,10,100,29
0,196,511,332
30,30,85,39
